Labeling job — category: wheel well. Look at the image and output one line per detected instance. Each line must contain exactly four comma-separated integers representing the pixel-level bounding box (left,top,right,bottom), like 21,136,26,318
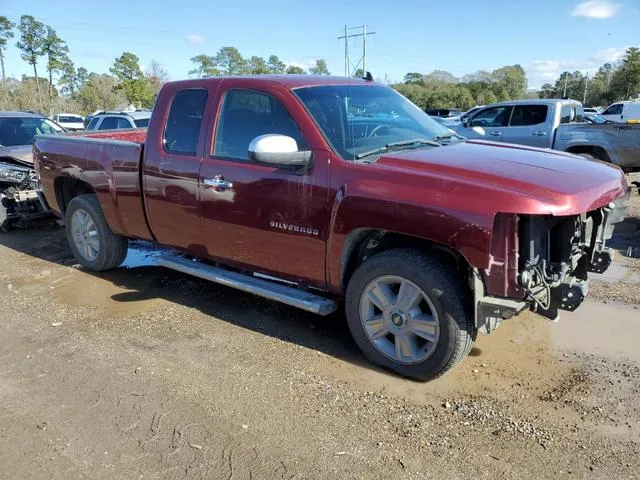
340,229,471,292
565,145,611,163
54,177,95,214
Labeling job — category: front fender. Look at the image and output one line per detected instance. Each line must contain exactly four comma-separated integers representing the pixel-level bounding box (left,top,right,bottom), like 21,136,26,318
325,184,495,293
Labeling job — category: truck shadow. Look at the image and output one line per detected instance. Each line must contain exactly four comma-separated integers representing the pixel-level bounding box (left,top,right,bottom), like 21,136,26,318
0,226,390,377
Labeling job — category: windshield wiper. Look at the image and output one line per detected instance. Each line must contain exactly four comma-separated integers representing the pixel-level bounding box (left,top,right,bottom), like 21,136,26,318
433,133,464,142
355,138,440,159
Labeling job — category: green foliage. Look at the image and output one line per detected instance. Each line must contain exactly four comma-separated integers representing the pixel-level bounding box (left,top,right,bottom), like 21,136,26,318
248,56,269,74
16,15,47,104
394,65,527,110
285,65,305,74
0,16,15,81
189,54,219,78
309,59,330,75
214,47,248,75
267,55,286,74
43,26,69,109
16,15,46,67
75,73,127,113
403,72,424,85
110,52,154,108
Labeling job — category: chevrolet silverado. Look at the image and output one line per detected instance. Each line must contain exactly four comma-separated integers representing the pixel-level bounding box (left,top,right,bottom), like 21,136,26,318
34,76,628,380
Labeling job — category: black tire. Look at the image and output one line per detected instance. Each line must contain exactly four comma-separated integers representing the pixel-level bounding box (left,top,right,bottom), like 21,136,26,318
345,248,475,381
65,194,128,271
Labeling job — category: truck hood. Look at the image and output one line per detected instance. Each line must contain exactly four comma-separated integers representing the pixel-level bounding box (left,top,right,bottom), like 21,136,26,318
375,140,627,215
0,145,33,167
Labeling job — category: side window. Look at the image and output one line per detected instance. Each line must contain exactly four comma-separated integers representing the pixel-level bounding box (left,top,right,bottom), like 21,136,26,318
469,106,512,127
99,117,119,130
87,117,100,130
214,89,308,161
163,89,208,156
602,103,623,116
117,117,133,129
510,105,548,126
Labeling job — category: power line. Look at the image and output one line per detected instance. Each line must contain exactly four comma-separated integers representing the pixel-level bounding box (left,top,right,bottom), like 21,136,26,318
337,25,375,77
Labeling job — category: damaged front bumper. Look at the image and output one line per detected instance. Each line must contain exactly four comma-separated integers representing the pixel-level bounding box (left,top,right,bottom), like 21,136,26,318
474,190,630,334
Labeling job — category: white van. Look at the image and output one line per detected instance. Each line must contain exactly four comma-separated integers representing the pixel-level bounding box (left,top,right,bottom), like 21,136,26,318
600,101,640,123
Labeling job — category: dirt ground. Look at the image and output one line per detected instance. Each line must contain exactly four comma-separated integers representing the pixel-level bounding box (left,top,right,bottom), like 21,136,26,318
0,184,639,479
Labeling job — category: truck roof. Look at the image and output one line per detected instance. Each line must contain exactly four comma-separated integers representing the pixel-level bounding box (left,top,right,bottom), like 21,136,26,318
490,98,583,107
167,75,376,90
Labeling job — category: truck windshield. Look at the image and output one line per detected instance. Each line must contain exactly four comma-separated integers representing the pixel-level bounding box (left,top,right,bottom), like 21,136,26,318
294,85,454,160
0,117,63,147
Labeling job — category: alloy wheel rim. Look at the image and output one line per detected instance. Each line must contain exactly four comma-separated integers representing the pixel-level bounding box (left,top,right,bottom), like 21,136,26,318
70,209,99,262
359,275,440,364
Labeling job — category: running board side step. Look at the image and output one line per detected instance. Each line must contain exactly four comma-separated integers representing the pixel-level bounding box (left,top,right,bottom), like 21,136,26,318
157,256,338,316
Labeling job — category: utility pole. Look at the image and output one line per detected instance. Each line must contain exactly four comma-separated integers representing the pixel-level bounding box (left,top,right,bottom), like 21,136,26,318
563,73,569,97
337,25,376,77
583,73,589,104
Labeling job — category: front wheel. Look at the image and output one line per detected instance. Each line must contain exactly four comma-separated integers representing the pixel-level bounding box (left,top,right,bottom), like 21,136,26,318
65,194,128,271
345,249,475,380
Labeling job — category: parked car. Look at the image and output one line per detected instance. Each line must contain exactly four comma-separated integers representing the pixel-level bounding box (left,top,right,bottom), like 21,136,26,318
459,105,485,123
454,99,640,171
34,76,627,380
583,107,600,115
86,111,152,131
430,116,460,128
599,101,640,123
0,111,62,229
52,113,85,131
425,108,462,119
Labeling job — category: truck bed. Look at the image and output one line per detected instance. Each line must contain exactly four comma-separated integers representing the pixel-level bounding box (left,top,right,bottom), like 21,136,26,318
555,123,640,171
34,129,153,241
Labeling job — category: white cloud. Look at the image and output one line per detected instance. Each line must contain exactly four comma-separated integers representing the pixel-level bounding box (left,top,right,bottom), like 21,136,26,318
592,46,629,63
284,60,316,70
571,0,620,19
186,34,205,45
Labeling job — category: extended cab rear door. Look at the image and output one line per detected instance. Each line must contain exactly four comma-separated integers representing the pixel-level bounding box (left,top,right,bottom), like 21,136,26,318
197,80,331,288
142,85,214,254
501,104,551,148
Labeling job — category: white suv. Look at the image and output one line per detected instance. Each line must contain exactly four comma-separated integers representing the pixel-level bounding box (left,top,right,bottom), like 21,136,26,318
86,111,152,131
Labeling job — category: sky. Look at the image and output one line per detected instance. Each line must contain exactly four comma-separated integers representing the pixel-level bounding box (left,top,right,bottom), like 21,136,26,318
2,0,639,89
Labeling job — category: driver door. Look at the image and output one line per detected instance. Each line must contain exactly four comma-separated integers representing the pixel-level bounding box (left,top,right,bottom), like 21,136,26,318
465,105,513,141
198,85,331,287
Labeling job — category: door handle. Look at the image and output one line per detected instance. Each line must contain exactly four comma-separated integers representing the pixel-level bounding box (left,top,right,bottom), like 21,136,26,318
532,131,547,136
203,175,233,191
489,130,503,136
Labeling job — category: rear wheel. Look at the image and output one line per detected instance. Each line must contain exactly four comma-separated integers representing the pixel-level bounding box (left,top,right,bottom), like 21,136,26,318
65,194,128,271
345,249,475,380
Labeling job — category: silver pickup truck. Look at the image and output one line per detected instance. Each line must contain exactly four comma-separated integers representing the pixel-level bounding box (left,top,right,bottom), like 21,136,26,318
454,99,640,172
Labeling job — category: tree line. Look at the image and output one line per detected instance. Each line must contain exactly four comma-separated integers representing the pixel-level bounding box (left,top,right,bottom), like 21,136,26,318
1,14,639,116
392,65,531,111
538,48,640,107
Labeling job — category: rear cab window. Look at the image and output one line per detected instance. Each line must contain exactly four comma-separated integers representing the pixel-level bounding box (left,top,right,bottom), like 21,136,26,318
559,104,583,124
163,89,208,156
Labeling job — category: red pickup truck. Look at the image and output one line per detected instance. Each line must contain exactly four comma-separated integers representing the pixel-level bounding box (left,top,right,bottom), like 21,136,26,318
34,75,627,380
